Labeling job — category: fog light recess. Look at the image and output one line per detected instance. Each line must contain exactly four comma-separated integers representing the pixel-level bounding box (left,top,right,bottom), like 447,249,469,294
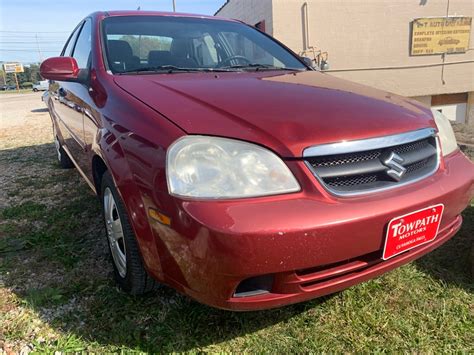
233,275,274,298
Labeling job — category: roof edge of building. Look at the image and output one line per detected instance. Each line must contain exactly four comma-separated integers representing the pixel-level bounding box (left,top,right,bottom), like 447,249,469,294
214,0,230,16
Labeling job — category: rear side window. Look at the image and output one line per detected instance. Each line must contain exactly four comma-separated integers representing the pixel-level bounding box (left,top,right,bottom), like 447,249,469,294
62,23,83,57
72,18,92,69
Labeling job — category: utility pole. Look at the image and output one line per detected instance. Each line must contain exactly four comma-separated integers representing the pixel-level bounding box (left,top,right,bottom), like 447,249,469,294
35,33,43,62
172,0,176,12
13,72,20,92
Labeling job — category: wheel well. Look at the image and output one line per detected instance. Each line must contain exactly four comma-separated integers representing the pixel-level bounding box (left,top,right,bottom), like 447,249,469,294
92,155,108,196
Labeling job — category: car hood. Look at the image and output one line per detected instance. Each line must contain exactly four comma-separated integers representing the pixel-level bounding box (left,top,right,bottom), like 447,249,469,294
114,70,436,157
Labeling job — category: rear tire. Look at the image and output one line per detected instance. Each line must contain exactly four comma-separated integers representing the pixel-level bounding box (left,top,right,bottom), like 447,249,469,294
101,171,158,294
54,135,74,169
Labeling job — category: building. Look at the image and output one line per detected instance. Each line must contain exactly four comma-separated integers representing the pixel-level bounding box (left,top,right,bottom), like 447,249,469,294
215,0,474,125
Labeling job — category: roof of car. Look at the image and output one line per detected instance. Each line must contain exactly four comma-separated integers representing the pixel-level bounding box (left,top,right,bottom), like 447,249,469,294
98,10,237,22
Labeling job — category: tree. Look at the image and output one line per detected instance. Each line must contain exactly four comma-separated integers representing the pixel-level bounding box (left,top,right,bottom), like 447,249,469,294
0,70,15,86
15,63,42,86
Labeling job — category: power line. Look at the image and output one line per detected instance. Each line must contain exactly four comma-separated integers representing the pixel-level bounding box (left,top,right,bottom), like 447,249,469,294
0,37,68,40
0,30,70,33
0,49,61,52
0,34,68,36
0,41,65,44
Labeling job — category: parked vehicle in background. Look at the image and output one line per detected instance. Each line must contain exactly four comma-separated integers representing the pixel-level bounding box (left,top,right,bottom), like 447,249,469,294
40,11,474,311
33,80,49,92
0,85,17,91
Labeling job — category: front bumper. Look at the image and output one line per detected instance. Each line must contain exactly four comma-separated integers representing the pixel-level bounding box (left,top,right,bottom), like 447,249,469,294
149,150,474,310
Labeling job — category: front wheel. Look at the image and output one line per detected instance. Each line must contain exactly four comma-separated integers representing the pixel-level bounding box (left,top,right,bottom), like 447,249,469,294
101,171,158,294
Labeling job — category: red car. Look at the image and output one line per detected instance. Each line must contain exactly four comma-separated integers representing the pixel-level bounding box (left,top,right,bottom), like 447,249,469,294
40,11,474,311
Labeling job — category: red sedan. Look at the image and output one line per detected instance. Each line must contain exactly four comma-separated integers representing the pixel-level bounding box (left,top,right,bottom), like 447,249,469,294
40,11,474,310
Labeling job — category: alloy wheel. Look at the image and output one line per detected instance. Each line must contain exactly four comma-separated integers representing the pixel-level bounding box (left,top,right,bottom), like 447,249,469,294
103,187,127,277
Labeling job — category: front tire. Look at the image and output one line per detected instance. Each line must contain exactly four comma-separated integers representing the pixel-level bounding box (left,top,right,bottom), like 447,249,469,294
101,171,158,294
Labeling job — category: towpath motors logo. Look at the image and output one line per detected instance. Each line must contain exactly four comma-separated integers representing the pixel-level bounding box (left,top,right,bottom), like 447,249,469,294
383,204,444,260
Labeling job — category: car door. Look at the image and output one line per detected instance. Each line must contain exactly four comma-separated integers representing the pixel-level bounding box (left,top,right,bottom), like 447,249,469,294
51,22,82,153
53,19,92,168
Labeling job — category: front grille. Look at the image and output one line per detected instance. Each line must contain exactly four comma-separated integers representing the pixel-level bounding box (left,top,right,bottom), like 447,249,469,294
314,150,381,167
325,173,379,188
304,129,439,195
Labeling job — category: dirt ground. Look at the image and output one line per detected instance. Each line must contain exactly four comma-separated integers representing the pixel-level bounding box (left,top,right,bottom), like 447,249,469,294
0,93,473,353
0,93,48,128
453,124,474,159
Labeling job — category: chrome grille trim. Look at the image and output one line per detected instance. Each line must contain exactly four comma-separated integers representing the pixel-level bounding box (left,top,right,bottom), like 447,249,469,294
303,128,440,197
303,128,436,157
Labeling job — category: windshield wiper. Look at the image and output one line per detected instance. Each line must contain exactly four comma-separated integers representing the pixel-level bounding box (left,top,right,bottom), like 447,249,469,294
221,63,304,71
118,65,236,74
118,65,202,74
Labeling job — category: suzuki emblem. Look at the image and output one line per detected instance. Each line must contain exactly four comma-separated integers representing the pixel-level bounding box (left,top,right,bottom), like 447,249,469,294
382,152,407,182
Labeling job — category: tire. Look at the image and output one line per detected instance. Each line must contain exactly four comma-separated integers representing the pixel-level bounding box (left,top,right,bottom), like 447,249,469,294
54,135,74,169
101,171,158,294
471,242,474,281
33,88,38,92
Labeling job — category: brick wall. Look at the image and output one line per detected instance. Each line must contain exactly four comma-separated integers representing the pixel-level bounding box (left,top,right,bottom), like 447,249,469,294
216,0,274,35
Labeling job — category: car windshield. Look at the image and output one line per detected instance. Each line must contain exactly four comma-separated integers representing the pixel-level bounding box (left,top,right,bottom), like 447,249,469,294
102,15,308,74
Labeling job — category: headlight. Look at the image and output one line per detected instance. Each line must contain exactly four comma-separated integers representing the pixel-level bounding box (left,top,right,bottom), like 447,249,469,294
432,109,458,156
166,136,300,199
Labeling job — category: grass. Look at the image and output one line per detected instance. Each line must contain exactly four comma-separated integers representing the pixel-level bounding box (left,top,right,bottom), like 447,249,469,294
1,123,473,352
1,201,47,220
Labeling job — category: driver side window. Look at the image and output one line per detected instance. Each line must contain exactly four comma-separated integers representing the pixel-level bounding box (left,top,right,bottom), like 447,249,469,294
62,23,82,57
221,31,277,65
72,19,92,69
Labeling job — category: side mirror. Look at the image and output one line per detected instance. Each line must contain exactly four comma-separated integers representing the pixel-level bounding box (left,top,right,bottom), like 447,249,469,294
40,57,84,82
301,56,314,68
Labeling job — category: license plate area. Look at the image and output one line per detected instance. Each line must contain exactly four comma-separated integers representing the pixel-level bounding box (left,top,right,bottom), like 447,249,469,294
383,204,444,260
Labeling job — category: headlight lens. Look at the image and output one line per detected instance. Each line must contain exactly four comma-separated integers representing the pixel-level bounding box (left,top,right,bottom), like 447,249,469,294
432,109,458,156
166,136,300,198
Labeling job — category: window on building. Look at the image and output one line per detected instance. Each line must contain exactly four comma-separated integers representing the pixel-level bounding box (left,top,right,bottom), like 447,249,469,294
255,21,266,33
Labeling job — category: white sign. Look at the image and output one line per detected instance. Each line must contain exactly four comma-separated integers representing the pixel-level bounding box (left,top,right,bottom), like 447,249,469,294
3,63,24,73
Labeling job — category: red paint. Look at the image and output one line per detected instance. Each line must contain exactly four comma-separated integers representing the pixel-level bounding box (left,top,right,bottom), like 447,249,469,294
41,11,474,310
383,204,444,260
114,72,436,157
40,57,79,82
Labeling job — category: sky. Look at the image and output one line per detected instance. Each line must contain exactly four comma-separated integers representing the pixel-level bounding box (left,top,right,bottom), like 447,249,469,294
0,0,227,63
